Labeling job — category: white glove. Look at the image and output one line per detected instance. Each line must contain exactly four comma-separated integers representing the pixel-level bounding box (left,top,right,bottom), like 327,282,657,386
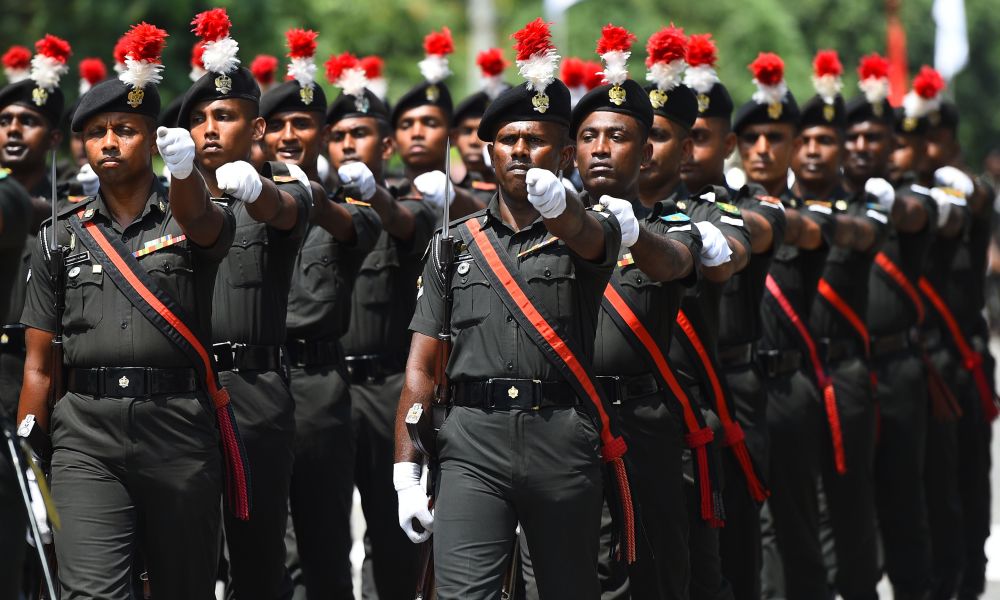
216,161,263,204
394,462,433,544
413,171,455,209
934,166,974,197
75,163,99,196
929,187,954,228
525,168,567,219
694,221,732,267
599,195,639,248
156,127,196,180
865,177,896,212
338,162,377,200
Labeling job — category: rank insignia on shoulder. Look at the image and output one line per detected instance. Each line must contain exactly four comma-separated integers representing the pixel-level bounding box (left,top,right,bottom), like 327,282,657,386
660,212,690,223
717,202,741,216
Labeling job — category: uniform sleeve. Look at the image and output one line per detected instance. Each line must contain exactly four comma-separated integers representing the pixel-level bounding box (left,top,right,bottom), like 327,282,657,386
646,214,701,287
801,201,837,245
860,192,891,250
272,179,311,243
187,201,236,262
398,198,438,258
571,208,621,277
744,197,786,255
711,203,751,257
0,179,30,249
344,202,382,255
408,235,445,338
20,228,56,333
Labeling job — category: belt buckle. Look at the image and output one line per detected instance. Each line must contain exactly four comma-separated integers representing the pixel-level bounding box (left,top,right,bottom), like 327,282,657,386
213,342,235,372
531,380,542,410
606,375,623,405
484,378,497,409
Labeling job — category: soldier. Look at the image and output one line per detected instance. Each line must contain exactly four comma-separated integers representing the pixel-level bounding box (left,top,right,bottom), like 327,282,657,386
176,10,312,600
17,23,241,598
259,28,381,600
449,48,507,202
394,20,633,599
325,52,437,599
792,50,888,600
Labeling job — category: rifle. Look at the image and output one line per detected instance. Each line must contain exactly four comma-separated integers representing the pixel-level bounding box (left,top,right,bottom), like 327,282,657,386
48,150,66,411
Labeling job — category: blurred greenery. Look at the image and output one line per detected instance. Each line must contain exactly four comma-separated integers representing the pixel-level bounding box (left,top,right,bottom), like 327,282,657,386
9,0,1000,165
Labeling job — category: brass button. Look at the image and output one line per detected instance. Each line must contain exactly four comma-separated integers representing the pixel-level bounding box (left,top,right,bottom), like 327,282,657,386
544,268,551,278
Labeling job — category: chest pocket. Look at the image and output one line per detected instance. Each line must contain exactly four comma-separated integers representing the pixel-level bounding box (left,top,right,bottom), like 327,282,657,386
524,251,577,327
299,241,344,302
450,258,492,328
356,247,401,306
143,246,195,309
228,223,269,288
64,263,104,330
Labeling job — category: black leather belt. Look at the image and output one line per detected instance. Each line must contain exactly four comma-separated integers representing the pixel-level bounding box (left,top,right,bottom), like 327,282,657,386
451,379,580,410
286,338,344,368
758,349,803,378
596,374,661,404
0,324,25,354
212,342,282,372
67,367,198,397
717,343,754,368
870,330,912,359
817,337,861,364
344,353,408,384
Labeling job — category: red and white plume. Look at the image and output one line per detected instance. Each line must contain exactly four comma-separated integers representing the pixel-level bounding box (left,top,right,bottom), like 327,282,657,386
597,24,636,87
285,29,318,90
190,43,206,82
112,34,128,74
903,65,946,120
561,57,587,106
250,54,278,91
811,49,843,104
857,53,890,106
476,48,508,100
645,25,687,92
325,52,367,97
512,18,560,96
78,57,107,95
3,45,31,83
192,8,240,76
30,34,71,92
118,22,168,91
748,52,787,106
419,27,453,85
360,55,386,100
584,61,604,90
683,33,720,94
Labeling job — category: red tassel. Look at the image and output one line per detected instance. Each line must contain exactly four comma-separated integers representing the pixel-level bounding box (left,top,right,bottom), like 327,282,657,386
823,383,847,475
610,458,636,564
213,390,251,521
685,427,717,524
723,422,769,502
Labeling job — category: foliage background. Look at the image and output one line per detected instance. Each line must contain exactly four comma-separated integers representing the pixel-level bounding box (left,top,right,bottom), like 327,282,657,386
9,0,1000,165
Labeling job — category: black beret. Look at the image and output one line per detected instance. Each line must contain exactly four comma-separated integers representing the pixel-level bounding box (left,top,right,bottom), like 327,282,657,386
644,83,698,129
477,80,572,142
733,91,800,134
326,88,390,125
0,79,64,128
452,91,489,127
71,78,160,132
259,79,327,122
844,95,894,127
893,106,929,136
571,80,653,137
799,94,846,130
158,95,183,129
178,67,261,128
691,82,733,120
390,82,453,127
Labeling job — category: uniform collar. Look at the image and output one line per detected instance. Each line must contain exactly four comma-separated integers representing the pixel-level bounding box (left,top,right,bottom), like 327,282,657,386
80,179,166,229
485,192,547,233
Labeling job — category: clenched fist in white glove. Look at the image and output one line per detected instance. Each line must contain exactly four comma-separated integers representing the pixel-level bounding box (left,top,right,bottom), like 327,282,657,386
216,161,263,204
156,127,196,180
338,162,377,201
413,171,455,209
394,462,433,544
934,166,974,198
865,177,896,212
929,187,955,228
525,168,567,219
694,221,732,267
76,163,99,196
599,195,639,248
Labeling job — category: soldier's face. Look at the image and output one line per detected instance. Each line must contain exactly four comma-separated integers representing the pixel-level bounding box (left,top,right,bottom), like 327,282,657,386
81,112,155,185
738,122,800,189
794,125,842,189
489,120,573,203
189,98,263,171
0,104,59,171
640,114,692,194
576,111,651,198
327,117,391,179
264,111,325,171
394,105,448,171
925,126,958,171
889,133,929,184
451,116,484,168
844,121,893,182
682,117,735,191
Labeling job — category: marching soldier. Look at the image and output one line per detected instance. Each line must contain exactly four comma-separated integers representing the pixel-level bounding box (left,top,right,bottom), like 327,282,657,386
449,48,507,203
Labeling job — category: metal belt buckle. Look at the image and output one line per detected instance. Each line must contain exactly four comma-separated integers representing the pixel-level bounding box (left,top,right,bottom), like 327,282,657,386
484,378,497,409
609,376,623,405
530,379,542,410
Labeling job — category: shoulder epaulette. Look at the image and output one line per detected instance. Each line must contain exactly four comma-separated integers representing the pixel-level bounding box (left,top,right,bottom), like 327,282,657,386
717,201,741,216
660,212,691,223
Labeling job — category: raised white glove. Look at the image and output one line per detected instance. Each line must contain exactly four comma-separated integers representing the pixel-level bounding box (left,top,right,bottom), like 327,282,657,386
865,177,896,212
934,166,974,197
929,187,954,228
599,195,639,248
338,162,377,200
75,163,99,196
216,161,263,204
525,168,567,219
694,221,732,267
156,127,196,180
394,462,433,544
413,171,455,209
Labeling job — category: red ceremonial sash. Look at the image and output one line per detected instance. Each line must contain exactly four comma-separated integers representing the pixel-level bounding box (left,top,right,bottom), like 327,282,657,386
874,251,925,325
816,278,871,357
